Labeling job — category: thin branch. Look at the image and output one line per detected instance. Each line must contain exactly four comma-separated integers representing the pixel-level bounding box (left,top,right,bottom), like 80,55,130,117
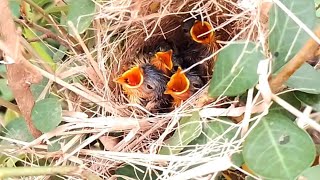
270,26,320,92
14,19,71,49
0,0,42,138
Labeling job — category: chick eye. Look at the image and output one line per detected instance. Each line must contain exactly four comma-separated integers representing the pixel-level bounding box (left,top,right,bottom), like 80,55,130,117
193,82,201,89
146,84,154,90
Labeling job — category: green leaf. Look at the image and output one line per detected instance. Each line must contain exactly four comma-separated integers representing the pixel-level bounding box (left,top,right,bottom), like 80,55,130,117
0,65,6,73
116,165,159,180
231,152,244,168
269,0,316,71
53,45,68,62
31,77,49,99
297,165,320,180
294,91,320,112
9,0,21,18
48,138,62,152
67,0,95,35
191,117,238,145
286,63,320,94
243,113,316,179
23,28,56,70
269,91,301,119
187,117,244,167
3,109,19,126
159,112,202,155
31,98,62,133
0,79,14,101
208,42,264,97
3,118,34,142
45,5,69,14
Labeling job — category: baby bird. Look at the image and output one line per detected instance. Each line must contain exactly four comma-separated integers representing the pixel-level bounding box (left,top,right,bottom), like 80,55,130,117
114,64,170,112
151,49,174,75
178,18,217,81
189,20,215,45
164,67,203,106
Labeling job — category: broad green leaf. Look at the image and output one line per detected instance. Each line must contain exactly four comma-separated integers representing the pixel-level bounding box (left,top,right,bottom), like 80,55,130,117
47,136,62,152
9,0,21,18
159,112,202,155
286,63,320,94
269,0,316,71
23,28,56,70
116,165,159,180
67,0,95,35
3,109,19,126
53,45,68,62
208,42,263,97
190,117,238,145
231,152,244,168
0,65,6,73
243,113,316,179
188,118,244,167
297,165,320,180
31,98,62,133
31,77,49,99
0,79,14,101
269,91,301,119
45,5,69,14
3,118,34,142
294,91,320,112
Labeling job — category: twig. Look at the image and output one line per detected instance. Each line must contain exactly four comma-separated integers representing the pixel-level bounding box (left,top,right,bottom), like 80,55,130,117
0,0,42,138
14,19,71,49
270,26,320,92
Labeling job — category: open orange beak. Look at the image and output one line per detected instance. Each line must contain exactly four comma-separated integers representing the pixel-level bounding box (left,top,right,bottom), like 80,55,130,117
114,66,144,89
151,50,173,73
164,67,190,96
190,21,214,44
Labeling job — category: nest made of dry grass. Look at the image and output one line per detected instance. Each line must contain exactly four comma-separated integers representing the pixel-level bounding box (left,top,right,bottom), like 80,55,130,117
0,0,262,179
92,0,253,117
62,0,259,176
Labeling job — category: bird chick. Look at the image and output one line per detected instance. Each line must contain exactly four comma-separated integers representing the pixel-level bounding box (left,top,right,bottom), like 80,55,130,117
114,64,170,112
151,49,174,75
164,67,203,106
189,20,215,45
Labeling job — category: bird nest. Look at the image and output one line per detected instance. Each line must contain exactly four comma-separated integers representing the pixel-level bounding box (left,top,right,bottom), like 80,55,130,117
97,0,252,117
78,0,259,176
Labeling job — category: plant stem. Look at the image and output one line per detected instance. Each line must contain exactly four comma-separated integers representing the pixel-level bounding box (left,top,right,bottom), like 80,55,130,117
270,26,320,93
0,166,80,178
14,19,71,49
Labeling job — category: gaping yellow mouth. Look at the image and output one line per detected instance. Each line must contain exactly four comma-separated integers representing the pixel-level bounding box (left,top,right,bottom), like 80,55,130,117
190,21,214,44
164,67,190,96
114,66,144,89
151,50,173,72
